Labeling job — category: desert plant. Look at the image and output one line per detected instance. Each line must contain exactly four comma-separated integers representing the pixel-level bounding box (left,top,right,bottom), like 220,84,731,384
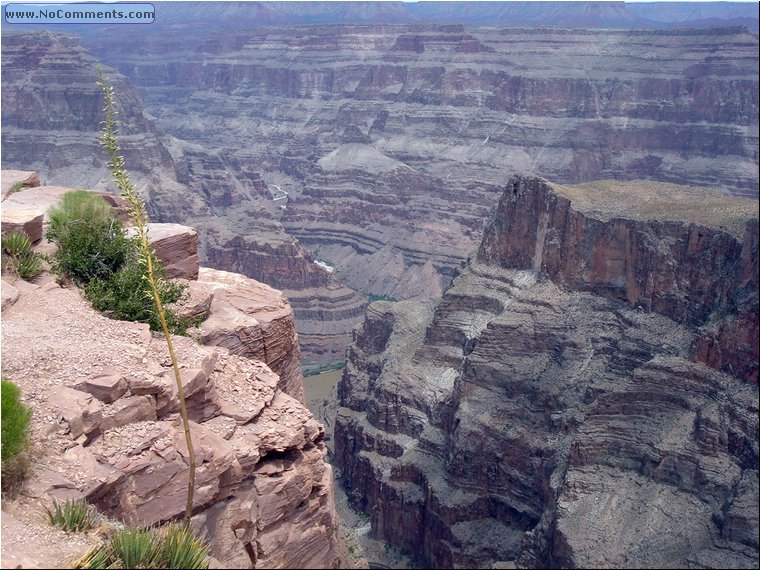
98,67,196,525
1,231,32,258
1,379,32,492
84,254,187,333
46,189,132,285
46,499,96,533
1,231,44,281
45,189,188,332
76,524,209,569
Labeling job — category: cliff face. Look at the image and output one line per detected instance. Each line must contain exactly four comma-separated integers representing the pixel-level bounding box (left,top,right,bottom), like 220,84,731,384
78,24,758,306
0,180,342,568
334,176,759,568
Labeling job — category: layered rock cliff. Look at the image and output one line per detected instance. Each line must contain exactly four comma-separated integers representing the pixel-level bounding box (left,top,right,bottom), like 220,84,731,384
3,24,758,363
1,31,368,369
79,23,758,305
334,176,759,568
1,179,342,568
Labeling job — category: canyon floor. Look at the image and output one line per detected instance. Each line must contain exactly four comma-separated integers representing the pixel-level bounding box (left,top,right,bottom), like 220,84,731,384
304,369,415,570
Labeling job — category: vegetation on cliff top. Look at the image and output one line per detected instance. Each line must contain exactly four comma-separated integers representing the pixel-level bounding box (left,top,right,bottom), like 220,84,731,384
76,524,209,569
1,231,44,282
46,189,189,334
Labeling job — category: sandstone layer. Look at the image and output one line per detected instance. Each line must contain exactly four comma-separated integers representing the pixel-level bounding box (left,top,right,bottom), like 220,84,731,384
0,182,342,569
334,176,759,568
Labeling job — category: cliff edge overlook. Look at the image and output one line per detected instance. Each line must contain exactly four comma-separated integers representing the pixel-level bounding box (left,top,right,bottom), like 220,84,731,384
1,172,342,569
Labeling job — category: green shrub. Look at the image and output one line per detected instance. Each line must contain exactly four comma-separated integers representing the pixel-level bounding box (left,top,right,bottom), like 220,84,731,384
85,256,188,334
46,499,96,533
46,190,131,285
77,524,209,569
1,232,44,281
1,379,32,492
45,189,189,332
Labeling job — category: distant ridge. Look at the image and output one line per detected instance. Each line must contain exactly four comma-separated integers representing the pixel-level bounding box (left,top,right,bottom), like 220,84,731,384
3,1,758,33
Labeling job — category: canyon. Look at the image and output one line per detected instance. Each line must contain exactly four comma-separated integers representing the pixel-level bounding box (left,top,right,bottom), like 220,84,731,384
2,6,759,568
3,20,758,369
335,175,759,568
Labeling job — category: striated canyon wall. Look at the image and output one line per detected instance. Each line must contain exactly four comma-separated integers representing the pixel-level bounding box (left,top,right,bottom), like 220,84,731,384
80,24,759,302
334,176,759,568
3,24,758,365
0,31,368,369
1,178,342,568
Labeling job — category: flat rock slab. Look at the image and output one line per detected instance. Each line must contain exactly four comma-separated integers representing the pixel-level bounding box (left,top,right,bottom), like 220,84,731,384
1,208,44,243
1,279,20,310
1,185,73,216
1,170,40,201
74,372,128,404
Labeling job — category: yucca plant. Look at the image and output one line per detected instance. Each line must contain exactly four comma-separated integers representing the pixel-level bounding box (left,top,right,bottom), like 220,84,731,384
98,67,196,525
76,524,209,569
2,231,32,257
155,524,210,569
1,231,43,281
46,499,96,533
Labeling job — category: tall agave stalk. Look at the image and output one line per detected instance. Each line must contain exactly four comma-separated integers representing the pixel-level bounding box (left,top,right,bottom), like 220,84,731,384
97,67,196,525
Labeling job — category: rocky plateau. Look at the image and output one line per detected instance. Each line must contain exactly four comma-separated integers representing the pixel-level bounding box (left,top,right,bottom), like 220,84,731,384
334,175,759,568
1,176,342,569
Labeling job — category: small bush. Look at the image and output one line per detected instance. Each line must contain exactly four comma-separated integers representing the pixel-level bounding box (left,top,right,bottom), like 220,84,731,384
77,524,209,569
1,232,44,281
46,499,96,533
46,190,132,285
85,256,188,334
1,379,32,492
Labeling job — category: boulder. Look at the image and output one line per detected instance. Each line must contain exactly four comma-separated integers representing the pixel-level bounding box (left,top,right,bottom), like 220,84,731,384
100,395,157,432
1,208,44,243
141,223,199,280
49,386,102,440
74,372,128,404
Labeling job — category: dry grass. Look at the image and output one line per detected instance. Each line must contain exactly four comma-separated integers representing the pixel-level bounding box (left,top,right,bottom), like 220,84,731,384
552,179,758,239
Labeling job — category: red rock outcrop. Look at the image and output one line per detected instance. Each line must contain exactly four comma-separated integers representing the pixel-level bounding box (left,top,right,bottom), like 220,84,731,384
1,180,343,569
145,223,200,280
334,176,759,568
195,267,306,402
